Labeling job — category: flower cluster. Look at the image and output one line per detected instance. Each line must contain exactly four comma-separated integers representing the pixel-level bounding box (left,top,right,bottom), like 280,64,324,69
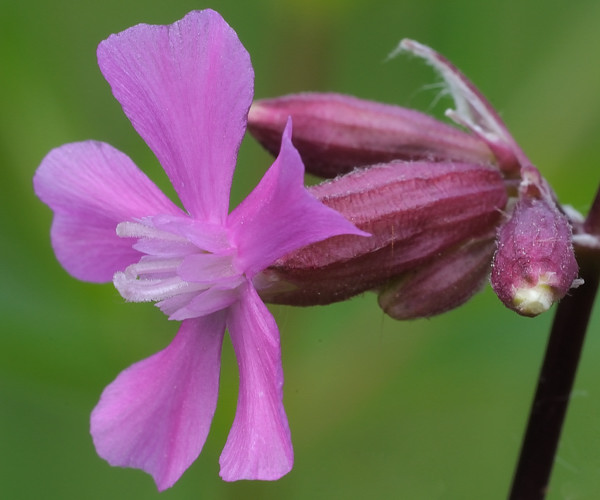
34,10,365,490
34,8,589,492
249,40,581,318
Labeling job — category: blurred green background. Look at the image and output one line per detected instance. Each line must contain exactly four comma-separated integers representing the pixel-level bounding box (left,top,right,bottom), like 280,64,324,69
2,0,600,498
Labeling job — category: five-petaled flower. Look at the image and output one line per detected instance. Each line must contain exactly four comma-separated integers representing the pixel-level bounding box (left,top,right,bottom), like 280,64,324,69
33,10,365,490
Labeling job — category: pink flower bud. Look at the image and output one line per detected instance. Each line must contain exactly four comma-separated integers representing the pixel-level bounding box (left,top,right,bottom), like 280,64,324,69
248,93,495,178
378,235,496,319
258,160,507,306
491,197,579,316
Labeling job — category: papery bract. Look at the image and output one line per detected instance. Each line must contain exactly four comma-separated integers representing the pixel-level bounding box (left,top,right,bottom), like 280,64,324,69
33,9,365,490
397,39,526,174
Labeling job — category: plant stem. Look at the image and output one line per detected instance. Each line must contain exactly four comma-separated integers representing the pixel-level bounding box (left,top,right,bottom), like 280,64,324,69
509,187,600,499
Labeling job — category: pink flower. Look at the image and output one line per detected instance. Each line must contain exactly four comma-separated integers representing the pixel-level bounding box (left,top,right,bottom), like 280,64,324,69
33,10,365,490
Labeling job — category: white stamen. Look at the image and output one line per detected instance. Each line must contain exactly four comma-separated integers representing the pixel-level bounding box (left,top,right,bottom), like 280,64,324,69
123,257,183,278
114,272,209,302
116,221,188,242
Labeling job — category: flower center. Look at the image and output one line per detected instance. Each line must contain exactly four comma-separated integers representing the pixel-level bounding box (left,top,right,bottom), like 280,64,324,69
113,216,244,321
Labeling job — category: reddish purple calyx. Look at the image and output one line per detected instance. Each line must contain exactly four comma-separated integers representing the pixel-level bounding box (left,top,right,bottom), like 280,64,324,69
491,197,580,317
248,93,495,179
259,160,508,306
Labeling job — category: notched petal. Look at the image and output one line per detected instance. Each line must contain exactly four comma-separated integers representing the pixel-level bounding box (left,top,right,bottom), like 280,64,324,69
90,316,225,491
220,284,293,481
97,9,254,221
33,141,181,282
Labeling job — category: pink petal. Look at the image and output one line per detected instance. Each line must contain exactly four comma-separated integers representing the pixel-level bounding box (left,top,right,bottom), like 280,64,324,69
33,141,182,282
97,9,254,222
227,120,369,276
219,283,293,481
151,215,231,253
161,285,241,321
178,253,238,284
90,315,226,491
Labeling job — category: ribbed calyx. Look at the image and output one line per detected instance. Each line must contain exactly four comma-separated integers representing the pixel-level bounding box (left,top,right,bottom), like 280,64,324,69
248,93,495,179
251,39,583,319
257,160,507,307
378,235,496,319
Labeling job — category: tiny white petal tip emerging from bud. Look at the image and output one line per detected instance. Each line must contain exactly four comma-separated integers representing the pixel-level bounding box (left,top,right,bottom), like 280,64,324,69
512,275,584,317
491,197,579,317
512,279,555,317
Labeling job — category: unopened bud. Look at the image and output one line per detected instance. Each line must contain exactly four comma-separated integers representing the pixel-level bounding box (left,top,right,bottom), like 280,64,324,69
491,197,579,317
378,236,496,319
248,93,495,178
258,160,507,306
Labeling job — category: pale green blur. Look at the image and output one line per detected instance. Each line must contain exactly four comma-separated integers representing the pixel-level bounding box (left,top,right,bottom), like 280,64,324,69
2,1,600,498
